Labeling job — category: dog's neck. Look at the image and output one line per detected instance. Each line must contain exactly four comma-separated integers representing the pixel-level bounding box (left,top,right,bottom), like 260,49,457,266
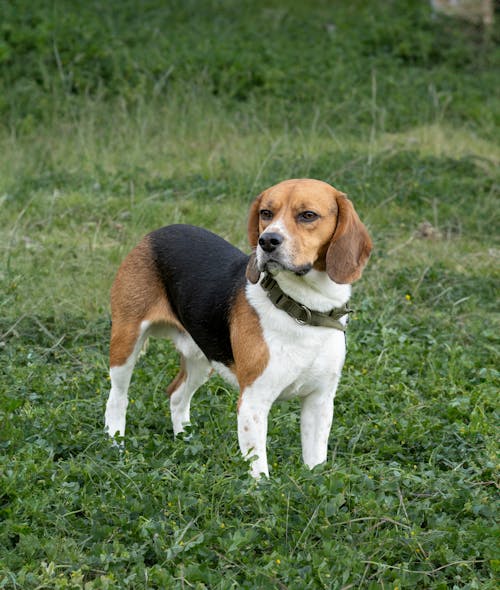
264,268,351,313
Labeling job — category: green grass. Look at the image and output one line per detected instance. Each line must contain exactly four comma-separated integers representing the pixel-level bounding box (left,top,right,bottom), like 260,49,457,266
0,1,499,588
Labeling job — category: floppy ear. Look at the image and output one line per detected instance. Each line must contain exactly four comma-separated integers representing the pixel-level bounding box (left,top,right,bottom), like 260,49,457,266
326,193,372,284
245,251,261,284
246,194,263,283
247,193,263,248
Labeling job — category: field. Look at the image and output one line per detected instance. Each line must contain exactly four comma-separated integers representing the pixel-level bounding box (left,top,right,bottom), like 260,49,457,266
0,1,499,588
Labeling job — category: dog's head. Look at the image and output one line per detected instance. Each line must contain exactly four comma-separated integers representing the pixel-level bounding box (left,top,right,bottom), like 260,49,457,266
247,178,372,284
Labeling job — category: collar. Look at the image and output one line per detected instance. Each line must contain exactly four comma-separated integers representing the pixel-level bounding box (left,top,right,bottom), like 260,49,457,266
260,273,352,331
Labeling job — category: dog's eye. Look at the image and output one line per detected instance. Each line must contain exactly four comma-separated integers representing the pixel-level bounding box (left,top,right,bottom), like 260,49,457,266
260,209,274,221
298,211,319,222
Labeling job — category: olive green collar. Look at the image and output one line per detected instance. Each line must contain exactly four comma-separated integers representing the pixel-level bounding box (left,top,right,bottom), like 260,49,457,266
260,273,352,331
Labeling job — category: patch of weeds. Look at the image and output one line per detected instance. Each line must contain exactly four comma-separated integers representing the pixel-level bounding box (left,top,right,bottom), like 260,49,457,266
1,309,498,588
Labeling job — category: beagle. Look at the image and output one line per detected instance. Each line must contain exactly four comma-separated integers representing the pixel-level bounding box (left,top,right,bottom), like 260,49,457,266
105,178,372,477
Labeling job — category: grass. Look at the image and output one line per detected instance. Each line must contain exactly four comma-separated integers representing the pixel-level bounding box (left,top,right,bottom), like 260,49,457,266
0,0,499,588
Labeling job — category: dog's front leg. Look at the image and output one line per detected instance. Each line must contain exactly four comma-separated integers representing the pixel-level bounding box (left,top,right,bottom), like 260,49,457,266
237,394,272,478
300,388,336,469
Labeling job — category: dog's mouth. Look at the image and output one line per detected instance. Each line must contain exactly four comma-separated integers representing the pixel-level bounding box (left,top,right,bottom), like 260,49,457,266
261,258,312,277
292,264,313,276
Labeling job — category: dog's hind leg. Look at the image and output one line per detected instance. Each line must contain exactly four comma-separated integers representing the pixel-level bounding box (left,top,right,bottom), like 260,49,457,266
105,236,184,439
105,320,150,438
168,334,211,435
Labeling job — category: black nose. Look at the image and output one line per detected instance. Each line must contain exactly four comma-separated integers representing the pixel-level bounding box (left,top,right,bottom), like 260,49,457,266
258,232,283,253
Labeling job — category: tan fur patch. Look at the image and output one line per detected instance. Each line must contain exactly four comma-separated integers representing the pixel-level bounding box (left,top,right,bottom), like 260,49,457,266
109,236,184,367
248,178,340,268
230,288,269,406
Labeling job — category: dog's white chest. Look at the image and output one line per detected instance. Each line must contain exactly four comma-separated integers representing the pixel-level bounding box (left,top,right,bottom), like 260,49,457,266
269,323,346,401
248,281,347,402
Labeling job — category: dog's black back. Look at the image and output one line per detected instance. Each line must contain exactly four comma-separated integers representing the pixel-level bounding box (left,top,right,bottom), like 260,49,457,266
149,224,248,365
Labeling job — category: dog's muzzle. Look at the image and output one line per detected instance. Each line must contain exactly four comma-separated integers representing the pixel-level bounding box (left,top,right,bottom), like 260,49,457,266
257,231,313,276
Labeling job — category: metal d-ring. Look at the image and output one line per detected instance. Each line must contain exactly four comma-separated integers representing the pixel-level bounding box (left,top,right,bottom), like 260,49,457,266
295,304,312,325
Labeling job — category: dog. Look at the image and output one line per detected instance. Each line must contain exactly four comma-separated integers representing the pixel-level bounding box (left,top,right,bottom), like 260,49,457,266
105,178,372,477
